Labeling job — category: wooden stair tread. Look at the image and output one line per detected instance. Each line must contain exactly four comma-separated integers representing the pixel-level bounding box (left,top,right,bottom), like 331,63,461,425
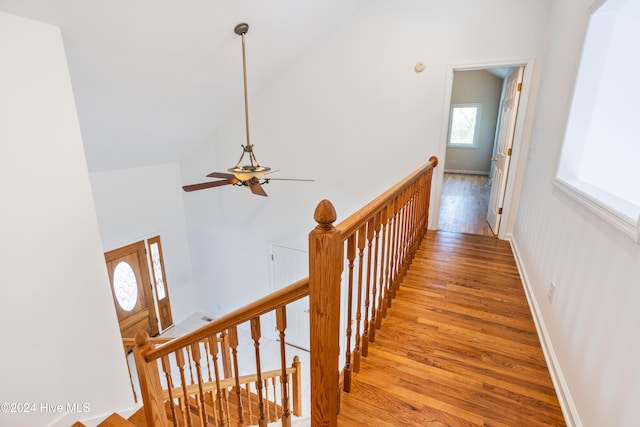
97,412,137,427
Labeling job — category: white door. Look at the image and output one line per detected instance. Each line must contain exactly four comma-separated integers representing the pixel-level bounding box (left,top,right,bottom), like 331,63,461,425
270,244,310,351
487,66,524,234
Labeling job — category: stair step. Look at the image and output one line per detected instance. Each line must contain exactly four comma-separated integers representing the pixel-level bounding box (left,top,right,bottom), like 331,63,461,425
97,412,137,426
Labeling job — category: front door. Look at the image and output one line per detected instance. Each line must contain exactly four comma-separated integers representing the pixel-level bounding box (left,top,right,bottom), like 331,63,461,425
105,241,159,338
487,66,524,234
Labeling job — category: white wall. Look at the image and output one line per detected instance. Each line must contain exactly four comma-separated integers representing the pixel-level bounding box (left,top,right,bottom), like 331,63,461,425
511,0,640,425
180,0,552,318
444,70,503,174
90,163,197,326
0,12,134,426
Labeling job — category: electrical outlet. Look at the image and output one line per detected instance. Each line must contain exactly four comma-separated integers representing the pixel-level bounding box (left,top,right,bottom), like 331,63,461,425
548,281,557,304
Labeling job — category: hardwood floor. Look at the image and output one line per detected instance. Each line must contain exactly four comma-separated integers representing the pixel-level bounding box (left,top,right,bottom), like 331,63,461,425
337,231,566,426
438,173,494,236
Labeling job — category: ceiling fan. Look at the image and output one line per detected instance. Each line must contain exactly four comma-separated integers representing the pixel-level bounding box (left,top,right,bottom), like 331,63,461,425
183,22,312,197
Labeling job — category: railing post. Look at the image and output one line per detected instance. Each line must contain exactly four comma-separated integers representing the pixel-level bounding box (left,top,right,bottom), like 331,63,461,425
309,200,343,427
133,330,169,427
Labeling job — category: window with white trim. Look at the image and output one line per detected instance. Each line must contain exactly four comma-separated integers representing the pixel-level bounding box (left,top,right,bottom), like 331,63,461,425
447,103,482,148
555,0,640,242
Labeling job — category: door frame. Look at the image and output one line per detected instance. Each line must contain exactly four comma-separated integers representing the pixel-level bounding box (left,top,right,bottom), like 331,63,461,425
105,240,159,338
432,58,535,240
268,243,310,350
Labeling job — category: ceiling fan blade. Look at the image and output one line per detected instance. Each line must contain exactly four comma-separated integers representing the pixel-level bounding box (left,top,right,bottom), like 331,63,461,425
183,179,234,192
207,171,237,180
266,178,315,182
248,180,268,197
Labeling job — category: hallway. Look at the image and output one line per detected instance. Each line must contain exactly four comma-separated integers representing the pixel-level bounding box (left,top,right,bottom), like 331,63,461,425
337,231,565,426
438,173,494,236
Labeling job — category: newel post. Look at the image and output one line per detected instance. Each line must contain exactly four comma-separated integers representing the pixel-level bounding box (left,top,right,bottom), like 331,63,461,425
309,200,343,427
133,330,169,427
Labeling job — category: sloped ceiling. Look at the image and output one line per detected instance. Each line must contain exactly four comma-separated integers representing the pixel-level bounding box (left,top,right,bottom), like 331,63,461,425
0,0,365,171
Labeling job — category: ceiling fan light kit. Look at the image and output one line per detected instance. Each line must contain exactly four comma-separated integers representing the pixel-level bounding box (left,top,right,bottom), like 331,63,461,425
182,23,312,197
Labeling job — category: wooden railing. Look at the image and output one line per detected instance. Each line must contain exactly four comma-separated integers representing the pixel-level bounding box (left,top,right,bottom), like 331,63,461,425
133,156,437,426
133,279,308,427
308,156,437,426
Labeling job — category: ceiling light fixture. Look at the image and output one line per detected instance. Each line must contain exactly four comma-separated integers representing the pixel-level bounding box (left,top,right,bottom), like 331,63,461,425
227,22,271,182
182,23,314,197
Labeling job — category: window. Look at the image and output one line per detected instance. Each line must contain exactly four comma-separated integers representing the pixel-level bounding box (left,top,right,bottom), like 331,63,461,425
448,103,482,147
113,261,138,311
555,0,640,242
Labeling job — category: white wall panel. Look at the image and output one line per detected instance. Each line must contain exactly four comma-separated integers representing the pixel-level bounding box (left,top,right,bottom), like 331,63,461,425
511,0,640,425
0,12,133,426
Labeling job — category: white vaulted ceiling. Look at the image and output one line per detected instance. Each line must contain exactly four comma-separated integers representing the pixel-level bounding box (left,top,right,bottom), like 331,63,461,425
0,0,365,171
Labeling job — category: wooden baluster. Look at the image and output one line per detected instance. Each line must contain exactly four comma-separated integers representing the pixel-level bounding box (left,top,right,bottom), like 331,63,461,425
218,332,232,427
133,331,169,427
207,335,227,427
244,383,254,425
227,326,245,426
161,354,179,425
391,197,403,297
186,346,196,385
343,234,356,392
377,206,388,328
369,213,381,343
275,306,291,426
220,331,233,380
401,189,412,279
383,203,394,317
203,339,218,426
291,356,302,417
411,183,419,252
250,317,267,427
353,224,366,374
309,200,342,427
362,218,374,357
396,194,407,286
271,377,278,421
264,378,271,422
191,343,209,427
175,348,193,427
204,338,214,383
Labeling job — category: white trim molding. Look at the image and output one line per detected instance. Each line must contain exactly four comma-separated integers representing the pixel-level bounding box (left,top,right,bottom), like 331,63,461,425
553,177,639,243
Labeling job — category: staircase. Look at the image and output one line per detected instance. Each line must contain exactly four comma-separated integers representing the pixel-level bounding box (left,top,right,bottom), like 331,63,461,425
78,157,438,427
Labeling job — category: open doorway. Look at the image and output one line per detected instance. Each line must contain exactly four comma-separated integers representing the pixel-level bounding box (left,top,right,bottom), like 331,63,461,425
438,65,525,237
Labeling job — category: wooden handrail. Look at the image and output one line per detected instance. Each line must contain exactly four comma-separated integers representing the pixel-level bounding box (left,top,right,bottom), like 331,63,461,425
144,277,309,361
337,156,438,237
132,278,310,427
131,156,438,427
309,156,438,426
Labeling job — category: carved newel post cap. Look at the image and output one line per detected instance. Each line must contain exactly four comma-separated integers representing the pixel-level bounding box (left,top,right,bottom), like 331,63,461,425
314,199,337,230
135,329,150,347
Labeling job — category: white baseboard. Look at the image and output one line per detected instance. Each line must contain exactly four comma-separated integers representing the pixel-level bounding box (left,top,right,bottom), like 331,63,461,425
506,233,582,427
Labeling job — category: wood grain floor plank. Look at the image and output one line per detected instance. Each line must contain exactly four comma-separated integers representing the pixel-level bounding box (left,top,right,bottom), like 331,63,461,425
337,231,566,426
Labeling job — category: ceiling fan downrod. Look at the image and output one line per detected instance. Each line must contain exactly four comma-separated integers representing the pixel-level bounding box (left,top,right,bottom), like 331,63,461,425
228,22,271,182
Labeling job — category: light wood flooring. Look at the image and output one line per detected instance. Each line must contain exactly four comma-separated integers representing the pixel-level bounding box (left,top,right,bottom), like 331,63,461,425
438,173,494,236
337,231,566,426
